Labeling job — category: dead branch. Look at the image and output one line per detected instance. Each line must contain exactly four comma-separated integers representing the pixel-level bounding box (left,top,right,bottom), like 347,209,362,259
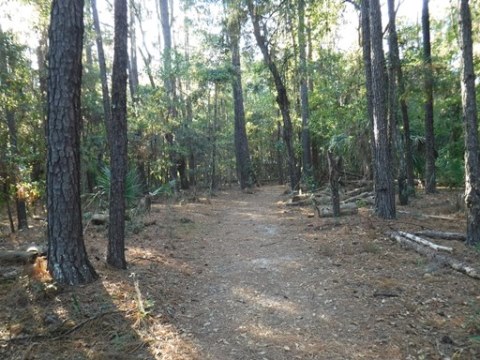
398,231,453,252
316,202,358,217
389,232,480,280
414,230,466,241
0,246,45,265
342,192,374,204
345,186,372,198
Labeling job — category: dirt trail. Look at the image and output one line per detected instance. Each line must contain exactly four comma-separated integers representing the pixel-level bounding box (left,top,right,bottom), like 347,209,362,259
161,186,406,359
156,185,480,360
2,185,479,359
172,186,336,359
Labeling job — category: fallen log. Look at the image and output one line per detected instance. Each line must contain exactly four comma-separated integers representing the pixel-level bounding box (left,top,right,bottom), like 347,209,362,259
345,186,373,198
342,195,375,207
312,196,332,205
0,249,41,265
389,232,480,280
286,198,312,207
316,202,357,217
414,230,465,241
342,191,374,204
398,231,453,252
91,213,108,225
397,210,458,222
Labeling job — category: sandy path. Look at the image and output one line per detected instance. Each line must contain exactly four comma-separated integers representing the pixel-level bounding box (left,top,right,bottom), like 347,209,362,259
170,186,358,360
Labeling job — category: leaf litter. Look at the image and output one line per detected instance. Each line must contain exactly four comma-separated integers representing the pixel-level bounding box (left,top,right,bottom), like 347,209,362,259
0,185,479,359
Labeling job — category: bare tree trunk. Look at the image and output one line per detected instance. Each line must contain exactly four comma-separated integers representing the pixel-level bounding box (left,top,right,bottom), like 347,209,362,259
298,0,312,181
387,0,408,205
327,151,341,217
0,27,29,230
2,183,15,233
247,0,298,190
459,0,480,246
129,0,139,103
422,0,436,193
227,4,255,189
47,0,98,284
369,0,396,219
276,122,285,185
360,0,376,183
91,0,112,134
107,0,129,269
134,3,156,88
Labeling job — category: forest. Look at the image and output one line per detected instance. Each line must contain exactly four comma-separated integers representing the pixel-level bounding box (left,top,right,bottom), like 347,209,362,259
1,0,480,359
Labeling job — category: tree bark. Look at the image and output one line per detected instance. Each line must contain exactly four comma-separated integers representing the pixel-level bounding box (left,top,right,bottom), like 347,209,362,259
391,3,415,192
327,151,341,217
459,0,480,246
107,0,128,269
0,27,29,231
47,0,98,284
247,0,298,190
227,5,255,189
128,0,139,103
369,0,396,219
387,0,408,205
298,0,312,180
91,0,112,136
360,0,376,183
422,0,436,193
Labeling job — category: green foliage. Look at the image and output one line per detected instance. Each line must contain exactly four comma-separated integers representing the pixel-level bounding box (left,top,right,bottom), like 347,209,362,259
97,167,143,208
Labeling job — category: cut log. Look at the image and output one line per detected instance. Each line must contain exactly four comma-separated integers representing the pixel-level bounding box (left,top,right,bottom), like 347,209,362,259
0,251,39,265
414,230,465,241
343,195,375,206
389,232,480,280
316,203,357,217
286,198,312,207
398,231,453,252
91,213,108,225
397,210,458,221
312,196,332,205
343,191,374,204
345,186,373,198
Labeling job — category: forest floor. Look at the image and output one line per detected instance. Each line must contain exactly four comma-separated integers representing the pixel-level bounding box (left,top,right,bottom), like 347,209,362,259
1,184,480,359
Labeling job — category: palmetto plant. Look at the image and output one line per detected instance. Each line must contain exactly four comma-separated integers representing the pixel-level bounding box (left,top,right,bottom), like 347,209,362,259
97,166,143,208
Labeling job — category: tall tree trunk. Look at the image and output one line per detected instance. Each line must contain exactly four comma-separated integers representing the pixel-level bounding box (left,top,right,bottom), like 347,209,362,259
47,0,98,284
360,0,376,182
128,2,148,193
6,108,28,230
459,0,480,246
159,0,188,189
91,0,112,135
369,0,396,219
227,5,255,189
2,183,15,234
387,0,408,205
276,121,285,185
247,0,298,190
210,84,218,191
298,0,312,181
134,3,156,89
128,0,139,103
107,0,128,269
327,151,341,217
0,27,29,230
422,0,436,193
184,15,196,187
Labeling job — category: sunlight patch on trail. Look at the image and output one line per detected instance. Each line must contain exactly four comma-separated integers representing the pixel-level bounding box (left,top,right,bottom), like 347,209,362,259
231,287,299,315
